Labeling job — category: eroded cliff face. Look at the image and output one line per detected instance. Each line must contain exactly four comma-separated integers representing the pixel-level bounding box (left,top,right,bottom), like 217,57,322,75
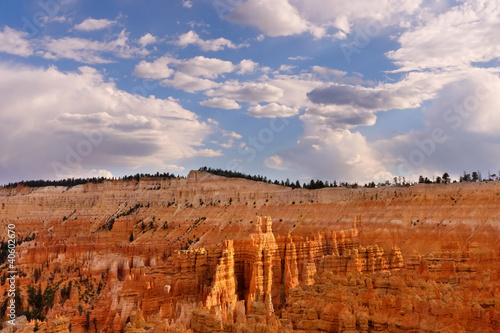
1,171,499,332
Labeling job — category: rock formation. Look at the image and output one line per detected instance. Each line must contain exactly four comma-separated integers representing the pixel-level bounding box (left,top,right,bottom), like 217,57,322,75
0,171,499,332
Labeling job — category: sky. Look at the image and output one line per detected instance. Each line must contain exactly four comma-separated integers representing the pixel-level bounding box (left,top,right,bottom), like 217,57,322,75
1,0,500,185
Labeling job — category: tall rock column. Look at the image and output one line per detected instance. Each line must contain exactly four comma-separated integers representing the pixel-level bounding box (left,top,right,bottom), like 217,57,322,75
246,216,278,316
205,240,238,324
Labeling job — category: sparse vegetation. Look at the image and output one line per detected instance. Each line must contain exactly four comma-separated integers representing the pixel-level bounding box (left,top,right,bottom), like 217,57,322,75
99,217,115,231
117,202,142,218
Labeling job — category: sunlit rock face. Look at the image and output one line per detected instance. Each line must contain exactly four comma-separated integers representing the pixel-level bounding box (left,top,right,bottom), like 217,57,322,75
1,171,499,332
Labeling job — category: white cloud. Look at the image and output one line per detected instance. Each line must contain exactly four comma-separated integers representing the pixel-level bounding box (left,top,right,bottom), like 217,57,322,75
205,81,284,103
42,30,149,64
161,72,219,93
74,18,116,31
200,97,241,110
225,0,424,38
227,0,321,37
388,1,500,72
0,26,148,64
138,33,157,47
266,68,500,183
312,66,346,78
133,57,174,79
222,130,242,140
0,64,219,183
262,66,500,182
376,70,500,178
174,56,235,78
173,30,247,51
182,0,193,8
248,103,298,118
132,55,247,93
288,56,311,60
237,59,259,74
0,27,33,57
134,55,235,80
277,65,295,73
213,130,243,149
266,114,392,182
266,75,325,108
41,16,68,24
264,155,286,170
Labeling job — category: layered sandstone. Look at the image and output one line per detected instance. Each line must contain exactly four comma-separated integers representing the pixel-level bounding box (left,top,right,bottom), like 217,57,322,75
0,171,499,332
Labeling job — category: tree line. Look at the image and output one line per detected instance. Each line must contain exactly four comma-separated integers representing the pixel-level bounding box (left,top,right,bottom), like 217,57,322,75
198,166,359,189
3,168,499,190
2,172,180,189
3,177,107,189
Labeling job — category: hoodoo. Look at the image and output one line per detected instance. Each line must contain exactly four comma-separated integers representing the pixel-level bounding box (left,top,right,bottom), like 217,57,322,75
1,173,499,332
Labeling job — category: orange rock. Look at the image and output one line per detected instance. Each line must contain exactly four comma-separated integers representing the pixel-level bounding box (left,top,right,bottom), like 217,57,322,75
1,172,499,332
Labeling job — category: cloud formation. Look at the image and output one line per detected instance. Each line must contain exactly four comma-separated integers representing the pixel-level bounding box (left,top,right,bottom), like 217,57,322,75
248,103,299,118
200,97,241,110
0,64,219,183
0,26,148,64
388,1,500,72
74,18,116,31
173,30,247,51
0,27,33,56
226,0,421,38
138,33,157,47
227,0,321,37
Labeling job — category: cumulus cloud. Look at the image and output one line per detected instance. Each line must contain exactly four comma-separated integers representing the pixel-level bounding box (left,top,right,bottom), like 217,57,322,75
0,64,219,183
182,0,193,8
248,103,299,118
312,66,346,78
133,57,174,79
0,26,33,57
225,0,423,38
200,97,241,110
74,18,116,31
161,72,219,93
138,33,157,47
263,67,500,182
173,30,247,51
265,113,392,182
237,59,259,74
306,105,376,129
307,69,459,113
227,0,321,37
133,55,249,93
388,1,500,72
205,81,284,103
134,55,236,80
372,70,500,179
174,56,235,78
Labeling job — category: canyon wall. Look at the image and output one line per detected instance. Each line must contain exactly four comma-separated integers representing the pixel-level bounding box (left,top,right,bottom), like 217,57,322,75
0,171,499,332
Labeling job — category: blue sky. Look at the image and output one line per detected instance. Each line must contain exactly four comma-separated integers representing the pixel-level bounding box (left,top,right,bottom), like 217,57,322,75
1,0,500,184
